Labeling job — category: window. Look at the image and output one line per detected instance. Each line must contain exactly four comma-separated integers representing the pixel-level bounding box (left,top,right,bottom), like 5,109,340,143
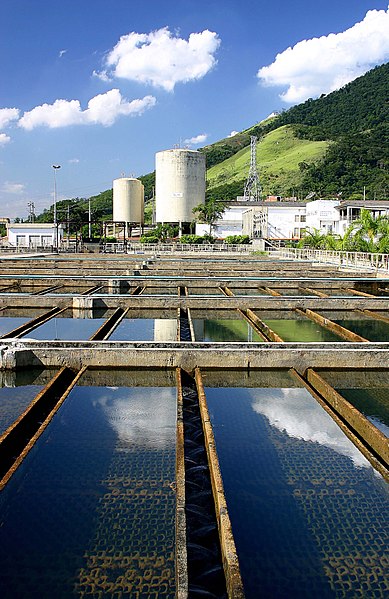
16,235,26,247
29,235,40,247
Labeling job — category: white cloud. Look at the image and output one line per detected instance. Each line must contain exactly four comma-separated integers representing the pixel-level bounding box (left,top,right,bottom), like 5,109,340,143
0,133,11,146
2,182,25,194
257,8,389,103
93,69,111,82
184,133,208,145
18,89,156,130
68,158,80,164
0,107,20,130
98,27,221,91
228,130,239,138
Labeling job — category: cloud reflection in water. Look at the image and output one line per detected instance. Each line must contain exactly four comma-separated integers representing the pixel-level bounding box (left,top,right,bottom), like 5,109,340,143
93,387,176,449
250,388,370,468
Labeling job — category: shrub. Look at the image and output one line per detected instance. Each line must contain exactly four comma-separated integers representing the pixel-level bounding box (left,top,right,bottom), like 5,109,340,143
140,235,159,243
225,235,250,244
180,234,204,244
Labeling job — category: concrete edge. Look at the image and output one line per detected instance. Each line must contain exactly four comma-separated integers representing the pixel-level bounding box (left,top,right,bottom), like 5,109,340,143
195,367,245,599
307,368,389,471
175,368,188,599
290,369,389,482
0,365,87,491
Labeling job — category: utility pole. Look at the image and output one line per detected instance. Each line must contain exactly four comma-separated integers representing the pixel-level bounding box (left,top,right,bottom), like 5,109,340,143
243,136,261,202
88,198,92,239
52,165,61,224
27,201,35,223
52,165,61,248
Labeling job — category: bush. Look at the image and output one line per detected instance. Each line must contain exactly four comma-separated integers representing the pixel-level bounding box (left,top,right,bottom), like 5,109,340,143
140,235,159,243
225,235,251,244
202,234,216,244
180,234,204,244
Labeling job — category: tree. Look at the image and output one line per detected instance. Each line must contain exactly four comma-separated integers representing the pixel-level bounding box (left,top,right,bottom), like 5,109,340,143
192,199,227,235
343,209,382,252
297,229,326,249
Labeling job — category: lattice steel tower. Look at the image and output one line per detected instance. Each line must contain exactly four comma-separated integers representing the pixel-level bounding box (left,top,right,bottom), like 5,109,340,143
244,135,261,202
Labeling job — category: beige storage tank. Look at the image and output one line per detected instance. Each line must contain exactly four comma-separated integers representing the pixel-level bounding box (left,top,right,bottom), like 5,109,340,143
155,149,206,223
113,177,144,224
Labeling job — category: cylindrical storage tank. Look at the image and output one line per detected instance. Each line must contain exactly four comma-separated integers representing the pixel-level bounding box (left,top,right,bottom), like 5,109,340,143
155,149,206,223
113,177,144,224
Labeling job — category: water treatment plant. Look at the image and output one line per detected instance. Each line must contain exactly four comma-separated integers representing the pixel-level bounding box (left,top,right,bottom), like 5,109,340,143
0,248,388,598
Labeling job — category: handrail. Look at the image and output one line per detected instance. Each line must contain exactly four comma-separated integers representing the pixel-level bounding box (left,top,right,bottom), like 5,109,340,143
272,247,389,272
101,242,253,254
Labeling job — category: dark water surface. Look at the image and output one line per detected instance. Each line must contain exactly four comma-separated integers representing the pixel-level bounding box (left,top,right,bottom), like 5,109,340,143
0,377,176,598
206,381,389,598
0,385,43,434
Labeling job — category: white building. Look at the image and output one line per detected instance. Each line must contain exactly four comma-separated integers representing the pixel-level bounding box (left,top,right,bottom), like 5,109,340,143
195,203,252,237
336,200,389,236
242,201,308,239
6,223,64,248
305,199,340,234
194,197,389,241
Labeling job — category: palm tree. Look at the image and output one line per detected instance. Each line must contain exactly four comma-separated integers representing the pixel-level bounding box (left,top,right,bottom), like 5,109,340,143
345,209,382,252
192,199,227,235
297,228,326,249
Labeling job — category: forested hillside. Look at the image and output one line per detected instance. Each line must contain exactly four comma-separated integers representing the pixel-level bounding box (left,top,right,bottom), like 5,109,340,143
205,62,388,199
34,62,388,224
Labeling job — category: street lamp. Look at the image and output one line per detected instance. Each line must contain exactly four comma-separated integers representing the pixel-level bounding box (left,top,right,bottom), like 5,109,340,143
52,165,61,248
52,165,61,224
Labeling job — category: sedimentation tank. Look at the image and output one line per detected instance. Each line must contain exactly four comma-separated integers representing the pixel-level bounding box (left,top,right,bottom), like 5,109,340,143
113,177,144,224
155,149,206,223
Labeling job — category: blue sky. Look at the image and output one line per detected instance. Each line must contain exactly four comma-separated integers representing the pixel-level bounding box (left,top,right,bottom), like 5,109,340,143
1,0,388,219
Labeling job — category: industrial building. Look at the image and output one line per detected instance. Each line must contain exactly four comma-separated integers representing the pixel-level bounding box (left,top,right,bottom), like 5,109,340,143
6,222,64,249
0,248,388,598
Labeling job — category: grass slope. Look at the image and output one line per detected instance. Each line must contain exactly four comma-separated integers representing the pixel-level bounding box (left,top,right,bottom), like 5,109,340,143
206,125,329,196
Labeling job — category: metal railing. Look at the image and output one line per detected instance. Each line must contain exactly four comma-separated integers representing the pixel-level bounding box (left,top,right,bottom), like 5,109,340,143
272,247,389,273
0,245,56,255
101,242,253,254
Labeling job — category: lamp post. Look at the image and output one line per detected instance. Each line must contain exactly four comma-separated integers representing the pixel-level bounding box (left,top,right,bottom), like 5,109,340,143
52,165,61,248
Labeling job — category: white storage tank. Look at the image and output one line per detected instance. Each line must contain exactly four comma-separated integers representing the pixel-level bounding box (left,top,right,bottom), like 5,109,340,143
155,149,206,223
113,177,144,224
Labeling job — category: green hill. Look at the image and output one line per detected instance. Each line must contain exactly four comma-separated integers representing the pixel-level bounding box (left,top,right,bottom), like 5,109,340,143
204,62,388,200
34,62,388,224
206,125,329,197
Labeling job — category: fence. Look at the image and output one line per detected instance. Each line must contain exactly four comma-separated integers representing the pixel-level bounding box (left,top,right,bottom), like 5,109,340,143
102,242,253,254
0,245,56,255
273,247,389,273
